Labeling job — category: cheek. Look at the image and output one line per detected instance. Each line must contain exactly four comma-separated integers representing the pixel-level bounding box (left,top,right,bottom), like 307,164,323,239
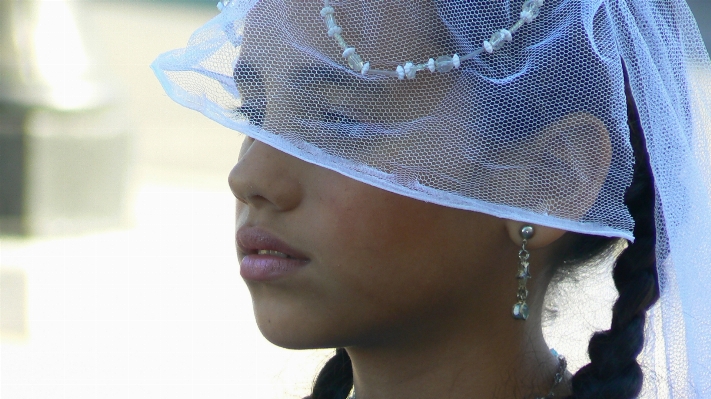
248,167,507,348
314,184,423,267
309,181,484,308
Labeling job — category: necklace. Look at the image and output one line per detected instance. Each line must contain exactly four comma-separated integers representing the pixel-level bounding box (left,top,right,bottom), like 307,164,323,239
536,351,567,399
346,352,567,399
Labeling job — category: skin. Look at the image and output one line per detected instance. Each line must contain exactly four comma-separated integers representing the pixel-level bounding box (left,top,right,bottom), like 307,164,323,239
230,137,571,399
228,1,611,398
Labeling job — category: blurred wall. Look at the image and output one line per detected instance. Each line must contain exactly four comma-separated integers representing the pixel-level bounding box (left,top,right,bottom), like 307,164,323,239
108,0,711,55
687,0,711,51
130,0,711,55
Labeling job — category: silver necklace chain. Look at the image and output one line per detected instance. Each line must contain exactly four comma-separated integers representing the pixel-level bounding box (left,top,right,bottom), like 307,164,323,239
536,353,567,399
346,353,567,399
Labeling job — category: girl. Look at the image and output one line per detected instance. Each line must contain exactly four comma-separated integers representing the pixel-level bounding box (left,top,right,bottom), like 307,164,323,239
153,0,711,397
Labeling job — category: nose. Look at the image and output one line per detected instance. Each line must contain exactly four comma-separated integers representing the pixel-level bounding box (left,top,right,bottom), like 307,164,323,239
228,138,303,212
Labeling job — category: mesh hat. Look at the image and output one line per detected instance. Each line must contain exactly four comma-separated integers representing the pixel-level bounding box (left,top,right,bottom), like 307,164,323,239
152,0,711,396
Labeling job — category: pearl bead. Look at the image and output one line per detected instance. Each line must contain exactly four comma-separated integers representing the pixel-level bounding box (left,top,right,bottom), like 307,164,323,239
491,30,511,51
427,58,436,73
320,6,334,17
342,47,355,58
502,29,513,42
396,65,405,80
435,55,455,72
327,26,342,37
483,40,494,53
347,54,363,71
521,0,542,22
404,62,416,79
522,11,533,23
452,54,460,68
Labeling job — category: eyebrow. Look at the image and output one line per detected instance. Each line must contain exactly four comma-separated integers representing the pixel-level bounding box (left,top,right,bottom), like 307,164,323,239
289,64,393,113
289,65,359,87
235,61,364,87
234,61,391,122
235,57,392,92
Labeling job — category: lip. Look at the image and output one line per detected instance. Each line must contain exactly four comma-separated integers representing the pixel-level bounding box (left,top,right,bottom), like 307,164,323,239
237,226,310,281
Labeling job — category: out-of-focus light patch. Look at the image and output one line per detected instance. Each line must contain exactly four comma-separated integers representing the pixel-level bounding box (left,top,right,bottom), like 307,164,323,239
0,269,29,342
542,241,622,373
32,0,95,110
0,183,331,398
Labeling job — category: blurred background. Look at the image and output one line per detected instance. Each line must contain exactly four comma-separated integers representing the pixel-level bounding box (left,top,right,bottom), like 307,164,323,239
0,1,709,398
0,1,331,398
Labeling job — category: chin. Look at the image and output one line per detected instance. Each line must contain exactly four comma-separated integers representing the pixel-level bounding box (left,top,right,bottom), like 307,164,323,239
250,296,347,350
254,313,341,350
256,325,318,350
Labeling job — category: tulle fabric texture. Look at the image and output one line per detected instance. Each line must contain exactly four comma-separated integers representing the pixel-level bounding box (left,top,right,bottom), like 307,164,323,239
152,0,711,396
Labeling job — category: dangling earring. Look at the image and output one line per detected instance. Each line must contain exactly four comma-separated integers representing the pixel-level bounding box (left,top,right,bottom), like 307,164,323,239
513,225,534,320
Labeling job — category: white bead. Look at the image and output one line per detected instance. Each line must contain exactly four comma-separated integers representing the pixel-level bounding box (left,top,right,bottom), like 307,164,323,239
404,62,416,79
427,58,436,73
452,54,460,68
521,0,542,21
320,6,334,17
361,62,370,75
342,47,355,58
502,29,512,42
488,31,508,51
328,26,342,37
326,17,336,29
483,40,494,53
347,54,363,71
521,11,533,23
396,65,405,80
435,55,455,72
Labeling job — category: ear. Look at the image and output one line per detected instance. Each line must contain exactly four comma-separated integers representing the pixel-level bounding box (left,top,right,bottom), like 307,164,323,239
484,112,612,220
504,220,567,250
527,112,612,219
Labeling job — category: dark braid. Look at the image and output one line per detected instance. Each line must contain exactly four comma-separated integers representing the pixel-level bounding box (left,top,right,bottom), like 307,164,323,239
307,348,353,399
567,63,659,399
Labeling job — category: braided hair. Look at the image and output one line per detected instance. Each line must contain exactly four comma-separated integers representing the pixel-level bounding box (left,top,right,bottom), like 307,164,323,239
304,64,659,399
566,64,659,399
309,348,353,399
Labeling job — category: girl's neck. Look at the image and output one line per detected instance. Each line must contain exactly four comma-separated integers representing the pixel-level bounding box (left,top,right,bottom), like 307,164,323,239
346,313,567,399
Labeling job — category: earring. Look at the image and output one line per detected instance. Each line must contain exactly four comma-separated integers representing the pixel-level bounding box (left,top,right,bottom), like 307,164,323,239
513,225,534,320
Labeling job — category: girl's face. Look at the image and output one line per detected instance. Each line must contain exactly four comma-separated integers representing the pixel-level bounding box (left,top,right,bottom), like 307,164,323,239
230,1,522,350
230,137,518,349
229,0,590,351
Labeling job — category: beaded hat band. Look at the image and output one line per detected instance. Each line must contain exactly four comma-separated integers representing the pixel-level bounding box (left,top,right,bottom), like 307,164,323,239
320,0,544,79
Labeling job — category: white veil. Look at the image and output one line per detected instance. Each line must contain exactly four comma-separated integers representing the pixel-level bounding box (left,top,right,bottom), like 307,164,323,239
152,0,711,396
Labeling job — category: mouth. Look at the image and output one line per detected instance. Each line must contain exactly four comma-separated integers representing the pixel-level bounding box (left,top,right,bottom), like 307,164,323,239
237,226,310,281
255,249,296,258
237,226,310,260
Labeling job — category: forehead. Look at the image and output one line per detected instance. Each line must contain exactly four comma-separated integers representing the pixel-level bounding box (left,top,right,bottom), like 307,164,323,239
242,0,453,67
237,0,459,123
227,1,620,222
